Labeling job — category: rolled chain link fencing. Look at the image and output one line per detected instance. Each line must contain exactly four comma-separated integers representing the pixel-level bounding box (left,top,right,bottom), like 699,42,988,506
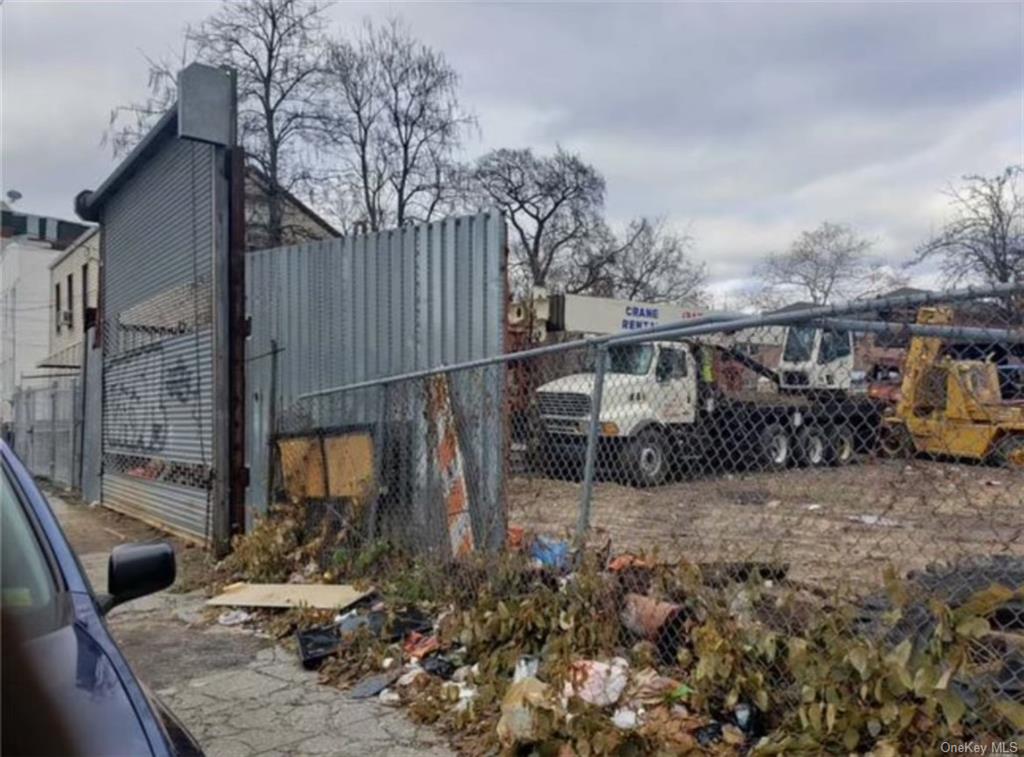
264,283,1023,747
10,379,82,490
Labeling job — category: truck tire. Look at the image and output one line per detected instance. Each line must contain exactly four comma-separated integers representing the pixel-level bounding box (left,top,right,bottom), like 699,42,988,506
990,435,1024,468
758,424,791,471
878,423,913,459
795,426,828,467
828,424,855,466
622,428,670,487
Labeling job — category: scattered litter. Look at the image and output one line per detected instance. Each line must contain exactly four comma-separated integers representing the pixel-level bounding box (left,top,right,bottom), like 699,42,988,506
608,553,652,572
612,707,640,729
732,702,762,736
986,480,1003,487
102,526,128,541
207,581,372,610
378,688,401,706
396,666,425,687
847,514,901,528
695,721,723,746
349,669,401,699
530,535,571,571
507,525,527,551
513,655,540,683
497,677,558,745
296,625,342,669
563,658,629,707
620,593,690,663
625,668,682,707
804,503,823,511
766,499,781,508
217,609,252,626
451,665,473,683
403,631,439,660
442,681,479,713
381,657,395,670
421,654,456,680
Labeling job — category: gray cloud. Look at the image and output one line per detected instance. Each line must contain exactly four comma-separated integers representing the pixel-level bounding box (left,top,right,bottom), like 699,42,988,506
3,1,1021,299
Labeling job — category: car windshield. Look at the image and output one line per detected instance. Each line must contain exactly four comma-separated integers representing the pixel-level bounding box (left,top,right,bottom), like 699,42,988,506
601,344,654,375
783,326,816,363
1,463,59,631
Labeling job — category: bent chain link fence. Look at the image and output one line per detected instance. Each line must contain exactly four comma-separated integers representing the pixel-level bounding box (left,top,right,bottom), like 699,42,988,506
10,378,82,490
270,283,1023,748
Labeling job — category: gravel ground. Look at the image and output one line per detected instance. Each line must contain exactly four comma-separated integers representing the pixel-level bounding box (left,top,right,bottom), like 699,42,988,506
509,457,1024,588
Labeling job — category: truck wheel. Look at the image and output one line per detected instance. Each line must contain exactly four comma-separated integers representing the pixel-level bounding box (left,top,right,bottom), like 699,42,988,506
828,425,856,466
758,424,791,471
991,435,1024,468
622,428,670,487
878,423,913,459
795,426,828,467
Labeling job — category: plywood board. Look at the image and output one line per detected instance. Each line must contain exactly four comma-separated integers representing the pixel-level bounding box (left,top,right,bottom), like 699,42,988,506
207,582,372,610
324,433,374,500
278,437,325,499
277,432,375,501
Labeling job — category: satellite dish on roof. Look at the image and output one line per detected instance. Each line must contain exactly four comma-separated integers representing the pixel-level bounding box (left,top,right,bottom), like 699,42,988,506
5,190,22,204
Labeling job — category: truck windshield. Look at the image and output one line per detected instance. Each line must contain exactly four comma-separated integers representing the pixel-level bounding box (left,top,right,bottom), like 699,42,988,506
783,327,816,363
591,344,654,375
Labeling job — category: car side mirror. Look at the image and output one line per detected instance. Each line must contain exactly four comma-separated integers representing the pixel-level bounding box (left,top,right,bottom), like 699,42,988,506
100,542,175,614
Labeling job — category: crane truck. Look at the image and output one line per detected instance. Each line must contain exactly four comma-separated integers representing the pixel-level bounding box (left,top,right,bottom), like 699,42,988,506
518,293,881,486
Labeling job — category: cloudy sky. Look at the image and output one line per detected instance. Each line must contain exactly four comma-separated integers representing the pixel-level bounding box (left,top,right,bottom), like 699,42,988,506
2,1,1021,301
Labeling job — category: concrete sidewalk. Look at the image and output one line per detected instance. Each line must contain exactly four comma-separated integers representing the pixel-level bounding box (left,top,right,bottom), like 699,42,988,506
49,492,453,757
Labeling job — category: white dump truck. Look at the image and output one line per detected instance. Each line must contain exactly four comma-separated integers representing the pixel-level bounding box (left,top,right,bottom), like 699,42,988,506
524,294,879,486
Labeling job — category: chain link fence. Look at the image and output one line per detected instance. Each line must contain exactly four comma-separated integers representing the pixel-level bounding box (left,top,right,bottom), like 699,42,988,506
10,378,82,489
258,283,1023,750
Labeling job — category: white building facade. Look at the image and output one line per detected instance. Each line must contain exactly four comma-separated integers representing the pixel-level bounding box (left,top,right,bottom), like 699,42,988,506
0,204,91,422
39,227,100,370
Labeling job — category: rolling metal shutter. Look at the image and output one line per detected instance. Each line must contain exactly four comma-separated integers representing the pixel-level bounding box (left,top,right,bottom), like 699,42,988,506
101,138,217,542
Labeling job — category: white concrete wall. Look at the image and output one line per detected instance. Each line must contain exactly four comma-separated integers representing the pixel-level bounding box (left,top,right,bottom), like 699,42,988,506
0,237,61,421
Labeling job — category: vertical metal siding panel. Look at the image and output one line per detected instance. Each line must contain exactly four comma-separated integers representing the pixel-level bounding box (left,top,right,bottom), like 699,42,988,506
442,218,456,363
470,215,487,358
243,212,507,533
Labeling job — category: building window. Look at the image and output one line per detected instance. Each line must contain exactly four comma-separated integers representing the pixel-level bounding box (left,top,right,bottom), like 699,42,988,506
54,283,61,333
66,273,74,329
81,262,89,326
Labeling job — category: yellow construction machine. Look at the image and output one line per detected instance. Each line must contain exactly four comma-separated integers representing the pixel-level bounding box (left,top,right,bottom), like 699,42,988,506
879,306,1024,467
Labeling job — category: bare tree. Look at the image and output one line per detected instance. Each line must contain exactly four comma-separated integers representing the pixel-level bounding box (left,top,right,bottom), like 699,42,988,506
318,20,474,231
473,147,606,293
600,218,707,304
106,0,329,247
754,222,878,305
911,166,1024,288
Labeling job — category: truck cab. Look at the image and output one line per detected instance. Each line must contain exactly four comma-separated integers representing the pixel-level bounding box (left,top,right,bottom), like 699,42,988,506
778,326,854,391
535,342,699,485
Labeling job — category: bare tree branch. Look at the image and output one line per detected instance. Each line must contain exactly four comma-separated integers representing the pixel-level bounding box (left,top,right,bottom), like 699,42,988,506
317,19,474,231
105,0,330,248
910,166,1024,288
754,221,879,305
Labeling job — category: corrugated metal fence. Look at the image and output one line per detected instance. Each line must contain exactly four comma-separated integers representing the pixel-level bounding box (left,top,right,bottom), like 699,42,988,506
245,211,507,550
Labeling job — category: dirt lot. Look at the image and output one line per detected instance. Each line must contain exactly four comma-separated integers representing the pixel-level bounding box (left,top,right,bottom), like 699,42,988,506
509,458,1024,588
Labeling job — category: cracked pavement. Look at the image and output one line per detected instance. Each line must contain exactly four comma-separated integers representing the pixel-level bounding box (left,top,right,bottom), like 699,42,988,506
49,492,454,757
